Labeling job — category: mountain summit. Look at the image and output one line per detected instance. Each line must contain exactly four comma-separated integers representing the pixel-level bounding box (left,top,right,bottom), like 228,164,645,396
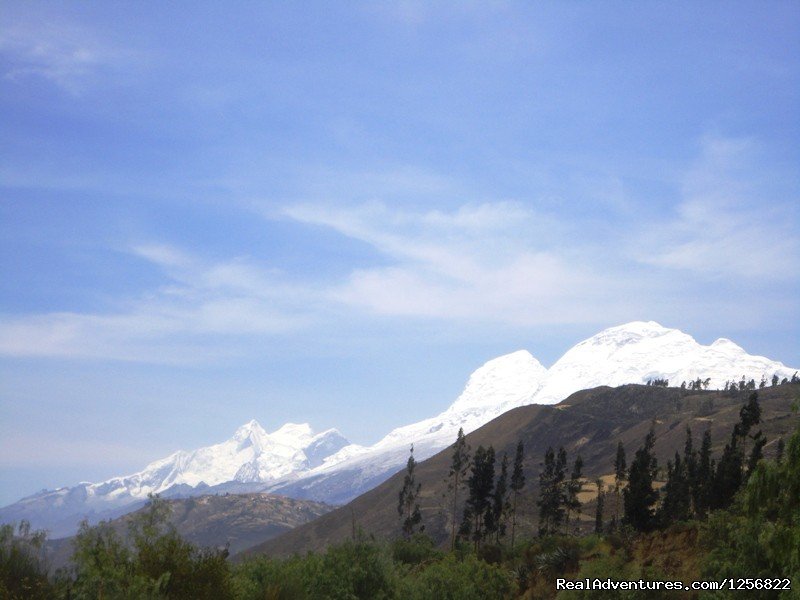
2,321,795,535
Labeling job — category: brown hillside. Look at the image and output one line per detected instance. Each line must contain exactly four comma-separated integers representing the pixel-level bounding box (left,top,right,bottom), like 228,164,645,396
246,383,800,558
46,492,333,570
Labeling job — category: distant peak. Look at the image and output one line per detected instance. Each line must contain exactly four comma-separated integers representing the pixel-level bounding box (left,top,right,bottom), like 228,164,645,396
234,419,265,437
272,422,314,436
604,321,668,334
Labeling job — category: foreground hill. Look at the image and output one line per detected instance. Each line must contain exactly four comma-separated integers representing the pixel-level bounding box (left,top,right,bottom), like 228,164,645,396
46,492,333,569
247,383,800,558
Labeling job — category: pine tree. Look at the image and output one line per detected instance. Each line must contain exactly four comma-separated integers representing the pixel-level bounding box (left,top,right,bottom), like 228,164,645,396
492,453,510,543
683,427,698,514
509,440,525,547
564,455,583,534
712,437,742,510
776,438,785,464
737,392,761,460
746,431,766,477
693,429,713,518
538,446,567,536
623,426,658,531
658,451,690,525
612,441,627,525
398,445,423,539
446,428,470,550
594,479,605,533
462,445,495,549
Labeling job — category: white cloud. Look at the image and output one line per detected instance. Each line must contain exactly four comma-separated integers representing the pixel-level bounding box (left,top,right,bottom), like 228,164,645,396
0,18,126,94
639,136,800,280
0,247,310,363
284,201,621,325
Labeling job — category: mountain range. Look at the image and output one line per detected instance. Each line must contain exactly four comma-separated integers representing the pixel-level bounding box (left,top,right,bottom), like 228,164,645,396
2,321,797,537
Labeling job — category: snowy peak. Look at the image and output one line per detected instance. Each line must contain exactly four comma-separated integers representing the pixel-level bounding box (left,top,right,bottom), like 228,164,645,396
532,321,796,405
80,420,351,500
447,350,547,414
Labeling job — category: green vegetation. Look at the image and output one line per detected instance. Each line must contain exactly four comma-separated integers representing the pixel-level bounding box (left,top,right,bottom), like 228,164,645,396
2,386,799,599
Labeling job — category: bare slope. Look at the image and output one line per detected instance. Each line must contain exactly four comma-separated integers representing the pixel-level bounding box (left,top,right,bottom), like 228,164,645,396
247,383,800,558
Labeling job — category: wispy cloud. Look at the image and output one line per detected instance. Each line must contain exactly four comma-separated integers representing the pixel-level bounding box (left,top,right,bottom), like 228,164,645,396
283,201,626,325
639,135,800,280
0,18,126,94
0,247,310,363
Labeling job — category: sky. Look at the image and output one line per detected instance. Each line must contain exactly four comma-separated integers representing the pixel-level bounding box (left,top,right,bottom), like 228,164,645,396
1,1,798,507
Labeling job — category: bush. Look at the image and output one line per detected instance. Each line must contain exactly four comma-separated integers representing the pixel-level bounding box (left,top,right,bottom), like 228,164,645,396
0,521,54,600
390,533,441,566
402,554,516,600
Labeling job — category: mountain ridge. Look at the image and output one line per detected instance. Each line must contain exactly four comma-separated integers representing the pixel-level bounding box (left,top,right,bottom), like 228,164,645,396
2,320,796,537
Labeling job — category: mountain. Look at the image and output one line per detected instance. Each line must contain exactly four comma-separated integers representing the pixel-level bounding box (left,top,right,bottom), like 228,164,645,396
45,492,334,571
2,321,796,537
261,321,797,503
246,382,800,558
0,422,349,538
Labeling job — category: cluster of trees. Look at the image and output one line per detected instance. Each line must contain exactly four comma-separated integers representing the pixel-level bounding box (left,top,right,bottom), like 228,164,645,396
536,448,583,537
610,392,771,533
401,429,527,551
450,433,526,550
721,372,800,395
649,372,799,393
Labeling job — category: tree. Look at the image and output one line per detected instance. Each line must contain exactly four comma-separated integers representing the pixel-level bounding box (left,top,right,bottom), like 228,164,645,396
703,421,800,595
398,445,423,539
712,436,743,510
461,445,496,549
509,440,526,547
538,446,567,536
446,427,470,551
594,479,605,534
658,451,691,525
683,427,698,514
0,521,53,600
612,441,627,525
564,455,584,534
693,429,713,518
623,426,658,531
492,452,510,543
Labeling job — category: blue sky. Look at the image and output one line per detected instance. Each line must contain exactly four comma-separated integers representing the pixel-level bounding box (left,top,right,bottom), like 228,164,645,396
1,1,798,506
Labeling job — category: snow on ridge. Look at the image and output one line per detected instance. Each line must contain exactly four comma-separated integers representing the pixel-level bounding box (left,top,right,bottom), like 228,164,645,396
6,321,796,519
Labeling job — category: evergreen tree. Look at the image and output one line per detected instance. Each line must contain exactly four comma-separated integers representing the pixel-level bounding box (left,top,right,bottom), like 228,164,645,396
538,446,567,536
398,445,423,539
737,392,761,460
712,437,742,510
658,451,691,525
509,440,526,547
564,455,584,534
623,426,658,531
694,429,713,518
612,441,627,525
446,427,470,551
594,479,605,534
746,431,766,477
683,427,698,514
492,452,510,543
461,445,495,549
776,438,785,464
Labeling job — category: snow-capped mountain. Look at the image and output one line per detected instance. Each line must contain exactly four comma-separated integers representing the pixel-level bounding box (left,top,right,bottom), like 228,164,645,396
0,422,348,537
2,321,796,535
265,321,797,502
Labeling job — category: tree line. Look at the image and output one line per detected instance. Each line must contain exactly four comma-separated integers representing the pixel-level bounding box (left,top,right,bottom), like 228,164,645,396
399,389,785,544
